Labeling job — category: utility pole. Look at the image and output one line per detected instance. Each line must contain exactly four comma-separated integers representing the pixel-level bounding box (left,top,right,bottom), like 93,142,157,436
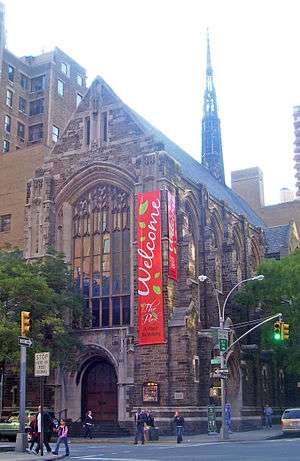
15,343,28,452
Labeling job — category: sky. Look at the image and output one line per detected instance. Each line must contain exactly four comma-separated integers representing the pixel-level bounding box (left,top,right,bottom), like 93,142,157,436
2,0,300,205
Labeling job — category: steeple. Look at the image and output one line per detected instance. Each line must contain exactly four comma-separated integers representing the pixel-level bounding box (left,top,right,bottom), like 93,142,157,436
201,32,225,183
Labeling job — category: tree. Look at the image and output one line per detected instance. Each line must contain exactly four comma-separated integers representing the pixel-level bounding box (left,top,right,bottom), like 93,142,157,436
0,247,83,371
236,250,300,374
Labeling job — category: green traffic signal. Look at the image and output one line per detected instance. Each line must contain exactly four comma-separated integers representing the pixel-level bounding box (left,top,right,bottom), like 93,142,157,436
273,321,282,341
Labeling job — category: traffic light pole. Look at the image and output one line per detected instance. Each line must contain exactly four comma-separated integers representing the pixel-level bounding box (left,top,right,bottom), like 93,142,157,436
224,312,283,356
15,344,28,452
219,318,228,440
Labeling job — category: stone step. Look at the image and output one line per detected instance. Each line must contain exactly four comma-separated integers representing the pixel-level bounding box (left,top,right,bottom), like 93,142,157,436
69,421,130,438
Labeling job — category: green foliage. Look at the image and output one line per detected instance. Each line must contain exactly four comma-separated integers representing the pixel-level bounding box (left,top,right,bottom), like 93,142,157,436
236,250,300,373
0,248,83,372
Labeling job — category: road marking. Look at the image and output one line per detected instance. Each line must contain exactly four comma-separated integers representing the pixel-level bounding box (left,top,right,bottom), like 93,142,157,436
72,458,160,461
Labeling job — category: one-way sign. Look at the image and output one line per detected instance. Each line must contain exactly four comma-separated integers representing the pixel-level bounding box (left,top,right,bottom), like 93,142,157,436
18,336,32,347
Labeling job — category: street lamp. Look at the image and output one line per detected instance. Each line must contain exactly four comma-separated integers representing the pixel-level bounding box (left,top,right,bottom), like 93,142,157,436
198,274,264,440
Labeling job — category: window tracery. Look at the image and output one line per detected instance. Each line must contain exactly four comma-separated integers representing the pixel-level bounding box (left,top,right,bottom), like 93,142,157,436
73,184,130,328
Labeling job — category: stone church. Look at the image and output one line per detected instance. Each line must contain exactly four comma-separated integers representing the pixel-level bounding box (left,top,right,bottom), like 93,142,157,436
20,36,286,433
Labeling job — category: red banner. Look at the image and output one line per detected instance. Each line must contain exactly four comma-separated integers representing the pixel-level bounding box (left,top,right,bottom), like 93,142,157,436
137,190,165,345
168,191,178,280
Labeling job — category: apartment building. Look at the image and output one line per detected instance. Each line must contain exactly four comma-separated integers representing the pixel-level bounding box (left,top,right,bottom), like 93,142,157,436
0,3,87,248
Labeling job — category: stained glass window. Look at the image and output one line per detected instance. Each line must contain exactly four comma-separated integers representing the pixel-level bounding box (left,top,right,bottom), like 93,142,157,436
72,184,131,328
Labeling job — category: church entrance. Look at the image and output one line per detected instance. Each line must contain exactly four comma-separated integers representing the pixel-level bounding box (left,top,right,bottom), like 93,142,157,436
82,360,118,422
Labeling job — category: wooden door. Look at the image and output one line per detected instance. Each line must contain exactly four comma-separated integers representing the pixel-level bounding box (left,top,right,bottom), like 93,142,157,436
84,361,117,422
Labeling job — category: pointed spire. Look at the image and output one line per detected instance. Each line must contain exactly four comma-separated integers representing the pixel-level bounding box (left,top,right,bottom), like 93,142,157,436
201,32,225,184
206,28,213,77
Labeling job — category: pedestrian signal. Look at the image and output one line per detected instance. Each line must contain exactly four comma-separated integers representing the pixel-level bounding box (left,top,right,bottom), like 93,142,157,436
273,321,282,341
21,311,31,337
281,323,289,341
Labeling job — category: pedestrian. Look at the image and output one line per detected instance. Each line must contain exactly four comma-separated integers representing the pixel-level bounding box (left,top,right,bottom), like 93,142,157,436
84,410,94,439
52,419,70,456
134,408,147,445
173,410,184,443
28,416,38,452
264,404,273,429
33,406,53,454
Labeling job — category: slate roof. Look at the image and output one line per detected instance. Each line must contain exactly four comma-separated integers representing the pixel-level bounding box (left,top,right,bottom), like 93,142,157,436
132,111,266,229
265,224,291,255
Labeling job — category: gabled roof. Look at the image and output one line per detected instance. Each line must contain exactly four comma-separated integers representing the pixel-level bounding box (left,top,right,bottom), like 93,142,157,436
131,110,265,229
265,224,291,255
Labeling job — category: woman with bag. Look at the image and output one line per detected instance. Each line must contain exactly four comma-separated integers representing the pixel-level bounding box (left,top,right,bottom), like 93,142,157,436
52,419,70,456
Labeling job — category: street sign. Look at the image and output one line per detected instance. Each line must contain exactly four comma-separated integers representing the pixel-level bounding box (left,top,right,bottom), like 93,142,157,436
211,357,221,365
219,338,228,351
18,337,32,347
218,329,229,340
208,405,218,435
34,352,50,377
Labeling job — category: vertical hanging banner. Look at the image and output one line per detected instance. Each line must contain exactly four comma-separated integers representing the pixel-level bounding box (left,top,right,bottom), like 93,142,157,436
137,190,165,345
167,191,178,280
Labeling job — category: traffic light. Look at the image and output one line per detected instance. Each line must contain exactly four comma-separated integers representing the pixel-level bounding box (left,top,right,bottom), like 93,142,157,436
21,311,31,337
273,321,282,341
281,323,289,341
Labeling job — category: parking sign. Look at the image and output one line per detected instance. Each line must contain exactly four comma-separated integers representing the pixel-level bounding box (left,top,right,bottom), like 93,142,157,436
34,352,50,377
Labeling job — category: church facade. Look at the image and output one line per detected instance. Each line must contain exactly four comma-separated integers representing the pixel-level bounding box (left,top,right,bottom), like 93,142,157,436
22,69,280,431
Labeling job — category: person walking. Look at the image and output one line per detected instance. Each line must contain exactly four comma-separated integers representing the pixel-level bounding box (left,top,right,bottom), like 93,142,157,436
84,410,94,439
134,408,147,445
264,404,273,429
173,410,185,443
33,406,53,454
52,419,70,456
28,416,38,452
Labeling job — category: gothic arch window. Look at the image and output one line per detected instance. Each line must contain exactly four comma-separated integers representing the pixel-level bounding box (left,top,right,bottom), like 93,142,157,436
72,184,130,328
185,204,197,277
233,229,243,283
250,237,261,273
211,214,223,292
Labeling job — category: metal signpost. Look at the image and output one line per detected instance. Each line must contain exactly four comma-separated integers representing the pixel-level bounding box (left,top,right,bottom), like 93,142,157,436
34,352,50,457
15,337,32,452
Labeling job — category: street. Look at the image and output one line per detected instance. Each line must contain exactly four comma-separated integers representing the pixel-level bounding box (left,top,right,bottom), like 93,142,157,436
65,438,300,461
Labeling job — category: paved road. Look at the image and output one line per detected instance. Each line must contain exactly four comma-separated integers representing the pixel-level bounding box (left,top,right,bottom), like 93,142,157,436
65,438,300,461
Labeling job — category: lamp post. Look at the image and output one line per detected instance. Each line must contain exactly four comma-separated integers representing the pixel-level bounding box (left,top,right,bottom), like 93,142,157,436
198,274,264,440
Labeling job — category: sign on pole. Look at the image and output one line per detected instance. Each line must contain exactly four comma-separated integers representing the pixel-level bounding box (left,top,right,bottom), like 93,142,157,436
208,405,218,435
34,352,50,377
218,329,229,352
18,337,32,347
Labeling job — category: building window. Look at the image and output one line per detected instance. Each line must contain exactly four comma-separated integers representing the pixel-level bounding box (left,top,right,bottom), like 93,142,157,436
31,75,45,92
29,98,44,116
193,356,200,382
76,93,82,107
57,79,64,96
101,111,108,142
61,62,69,76
0,214,11,232
7,65,14,82
3,140,10,153
20,73,28,90
52,125,59,143
76,74,83,86
4,115,11,133
29,123,43,142
73,184,131,329
19,96,26,113
6,89,13,107
85,116,90,145
17,122,25,140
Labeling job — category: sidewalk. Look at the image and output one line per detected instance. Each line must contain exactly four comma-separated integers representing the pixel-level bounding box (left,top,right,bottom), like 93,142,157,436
0,426,282,461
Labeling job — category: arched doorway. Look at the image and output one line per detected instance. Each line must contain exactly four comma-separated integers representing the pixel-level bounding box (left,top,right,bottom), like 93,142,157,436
82,360,118,422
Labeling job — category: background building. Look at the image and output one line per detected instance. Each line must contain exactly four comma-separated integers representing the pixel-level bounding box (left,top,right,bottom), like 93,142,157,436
0,2,86,248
